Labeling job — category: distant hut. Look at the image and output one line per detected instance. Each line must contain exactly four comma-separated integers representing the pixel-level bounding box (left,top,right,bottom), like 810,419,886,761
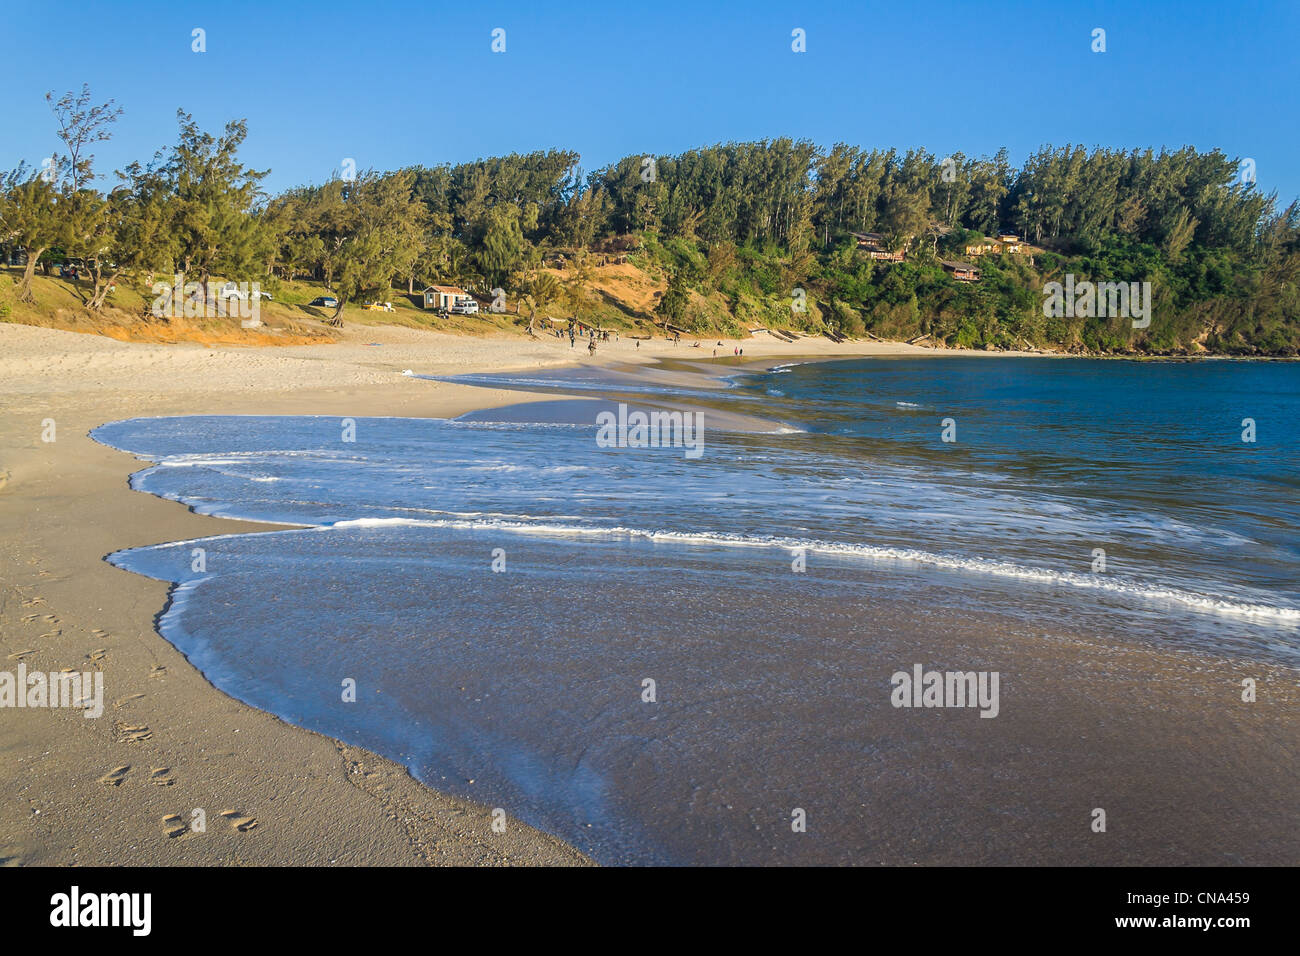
942,261,981,282
423,285,469,311
849,232,904,262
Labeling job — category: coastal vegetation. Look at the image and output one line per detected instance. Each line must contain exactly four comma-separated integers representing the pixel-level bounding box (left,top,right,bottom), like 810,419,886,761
3,86,1298,354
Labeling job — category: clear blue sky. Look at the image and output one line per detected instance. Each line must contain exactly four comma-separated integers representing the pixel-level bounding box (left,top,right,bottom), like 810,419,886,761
1,0,1296,203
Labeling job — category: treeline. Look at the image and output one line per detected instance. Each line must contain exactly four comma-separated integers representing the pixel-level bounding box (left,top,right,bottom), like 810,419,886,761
0,89,269,318
3,86,1298,352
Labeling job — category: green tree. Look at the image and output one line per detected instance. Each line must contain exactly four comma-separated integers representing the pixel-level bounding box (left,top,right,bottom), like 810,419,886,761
323,169,424,325
1162,207,1199,264
879,181,929,251
475,204,526,288
164,111,268,301
521,271,560,334
0,167,60,303
657,268,690,326
47,85,126,310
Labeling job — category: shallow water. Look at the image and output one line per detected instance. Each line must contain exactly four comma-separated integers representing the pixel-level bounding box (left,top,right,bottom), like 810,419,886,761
94,356,1300,863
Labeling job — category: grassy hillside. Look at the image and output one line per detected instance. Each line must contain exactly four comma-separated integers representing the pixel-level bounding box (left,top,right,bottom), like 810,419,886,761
8,236,1298,358
0,258,811,346
0,268,537,344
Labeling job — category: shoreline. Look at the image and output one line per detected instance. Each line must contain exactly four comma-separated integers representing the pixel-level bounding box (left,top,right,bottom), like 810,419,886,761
3,322,1297,865
2,322,917,865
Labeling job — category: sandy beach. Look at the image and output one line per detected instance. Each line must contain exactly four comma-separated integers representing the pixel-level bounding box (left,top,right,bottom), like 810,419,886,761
0,323,928,865
2,322,1296,866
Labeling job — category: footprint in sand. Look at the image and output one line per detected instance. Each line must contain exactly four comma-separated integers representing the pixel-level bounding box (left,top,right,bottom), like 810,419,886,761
87,649,107,662
149,768,174,787
98,766,131,787
113,694,145,709
219,810,259,832
20,598,46,608
148,665,167,680
6,649,35,661
21,613,57,625
160,814,187,839
39,630,63,640
114,723,153,744
92,629,108,638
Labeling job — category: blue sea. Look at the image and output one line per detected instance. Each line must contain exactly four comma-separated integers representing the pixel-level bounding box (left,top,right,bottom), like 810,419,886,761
93,356,1300,864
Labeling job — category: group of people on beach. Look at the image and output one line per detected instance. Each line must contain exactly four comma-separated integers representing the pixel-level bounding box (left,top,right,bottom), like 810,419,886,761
643,332,746,359
556,319,618,356
556,321,609,343
550,320,745,360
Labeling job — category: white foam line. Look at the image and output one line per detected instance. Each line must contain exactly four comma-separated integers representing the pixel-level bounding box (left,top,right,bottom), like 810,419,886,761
318,517,1300,624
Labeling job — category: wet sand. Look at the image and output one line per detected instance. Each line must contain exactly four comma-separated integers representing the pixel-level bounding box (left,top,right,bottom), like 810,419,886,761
0,322,911,865
1,322,1296,865
0,386,588,864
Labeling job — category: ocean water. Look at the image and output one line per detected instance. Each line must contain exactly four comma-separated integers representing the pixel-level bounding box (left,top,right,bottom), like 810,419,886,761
94,356,1300,864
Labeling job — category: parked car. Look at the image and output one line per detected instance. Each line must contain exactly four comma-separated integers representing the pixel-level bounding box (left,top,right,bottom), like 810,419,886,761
310,296,338,308
363,301,394,312
449,297,479,315
217,283,269,303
